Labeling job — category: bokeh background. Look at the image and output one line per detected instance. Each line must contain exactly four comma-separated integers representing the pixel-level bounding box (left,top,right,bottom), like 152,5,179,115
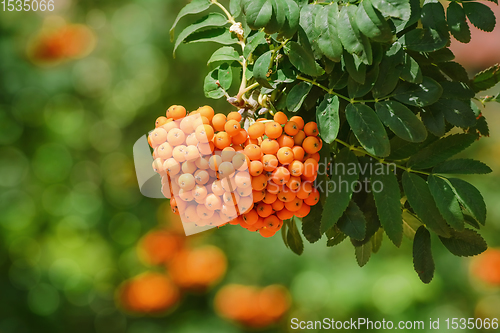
1,1,500,332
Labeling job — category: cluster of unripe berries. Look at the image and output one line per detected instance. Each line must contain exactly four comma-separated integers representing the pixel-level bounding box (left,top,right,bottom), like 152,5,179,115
148,104,322,238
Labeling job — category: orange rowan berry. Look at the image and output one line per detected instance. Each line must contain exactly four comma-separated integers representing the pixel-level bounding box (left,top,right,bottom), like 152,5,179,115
212,113,227,131
186,133,199,146
262,154,279,172
184,145,200,161
182,160,197,174
286,176,301,191
223,191,240,206
272,199,285,212
271,167,290,185
178,173,195,191
251,174,268,191
156,116,168,128
288,160,304,177
261,139,279,155
259,227,277,238
304,122,318,136
150,128,168,147
284,121,300,136
194,170,209,185
256,202,273,218
277,189,295,203
227,111,242,122
265,121,283,139
231,129,247,145
232,153,248,171
167,105,187,120
243,209,259,225
221,147,236,162
211,180,225,196
236,185,253,197
276,208,294,220
197,205,214,220
214,132,231,149
205,193,222,210
167,128,186,146
163,158,181,176
303,136,321,154
262,191,277,204
277,147,294,165
183,204,198,222
293,130,306,146
244,144,262,161
249,160,264,176
198,142,214,155
157,142,173,159
308,152,321,162
295,202,311,218
225,119,241,136
266,182,281,194
289,116,304,130
303,158,318,178
172,145,187,163
195,124,214,143
264,215,282,230
208,155,222,172
221,177,237,192
193,184,208,199
248,122,265,139
180,117,195,133
304,188,320,206
178,188,194,202
274,112,288,125
277,134,294,148
235,172,251,189
252,189,266,202
285,197,303,212
238,196,254,214
197,105,215,121
218,161,235,178
161,120,178,133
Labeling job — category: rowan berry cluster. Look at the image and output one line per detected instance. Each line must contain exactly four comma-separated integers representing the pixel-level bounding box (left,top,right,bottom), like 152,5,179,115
148,105,322,237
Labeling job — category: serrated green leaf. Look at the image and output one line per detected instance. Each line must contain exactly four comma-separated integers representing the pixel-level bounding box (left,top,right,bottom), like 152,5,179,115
184,27,240,46
281,219,289,248
438,62,469,83
253,50,274,89
403,28,449,53
174,13,228,56
243,0,273,30
320,149,359,233
375,101,427,143
421,1,449,35
447,2,471,43
372,44,403,98
371,0,410,21
402,172,452,238
430,99,476,128
433,159,492,175
287,217,304,255
355,242,372,267
204,63,233,99
464,214,481,230
243,31,267,58
170,0,212,41
230,0,242,17
440,81,475,100
400,53,423,83
393,76,443,107
337,5,373,65
337,200,367,241
463,1,496,32
286,41,325,77
448,178,486,225
372,172,403,247
316,94,340,144
301,202,323,243
356,0,393,43
208,46,241,65
346,103,391,157
439,229,487,257
472,64,500,93
413,226,435,283
343,52,366,85
299,4,323,59
287,82,312,112
408,133,476,169
421,107,445,137
371,228,384,253
265,0,287,34
280,0,300,39
315,3,343,62
348,65,379,98
403,210,423,240
389,136,423,160
326,227,347,247
428,175,464,231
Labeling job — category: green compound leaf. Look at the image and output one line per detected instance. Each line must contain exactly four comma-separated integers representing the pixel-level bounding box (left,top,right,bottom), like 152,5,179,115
348,65,379,98
243,31,267,58
230,0,242,17
346,103,391,157
184,27,239,46
326,227,347,247
253,50,274,89
403,28,449,52
413,226,435,284
207,46,241,65
408,133,477,170
337,5,373,65
372,172,403,247
472,64,500,93
402,172,452,238
170,0,212,41
337,200,367,241
375,101,427,143
447,2,471,43
343,52,366,85
355,0,393,43
265,0,287,34
243,0,273,30
403,210,423,240
438,61,469,83
371,0,411,21
316,94,340,144
463,1,496,32
355,242,372,267
285,41,325,77
301,202,323,243
280,0,300,39
440,81,475,100
287,217,304,255
372,43,404,98
429,99,476,128
315,3,343,62
433,159,492,175
299,4,323,59
428,175,464,231
400,53,423,84
448,178,487,226
421,107,445,137
439,229,487,257
393,76,443,107
286,81,312,112
204,63,233,99
320,148,359,234
174,13,228,56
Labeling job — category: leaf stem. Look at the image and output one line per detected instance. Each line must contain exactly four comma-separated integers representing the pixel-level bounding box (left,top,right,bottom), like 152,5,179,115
211,0,236,24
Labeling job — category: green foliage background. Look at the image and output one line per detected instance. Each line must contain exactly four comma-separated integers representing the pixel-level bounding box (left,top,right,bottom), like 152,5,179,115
0,0,500,332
